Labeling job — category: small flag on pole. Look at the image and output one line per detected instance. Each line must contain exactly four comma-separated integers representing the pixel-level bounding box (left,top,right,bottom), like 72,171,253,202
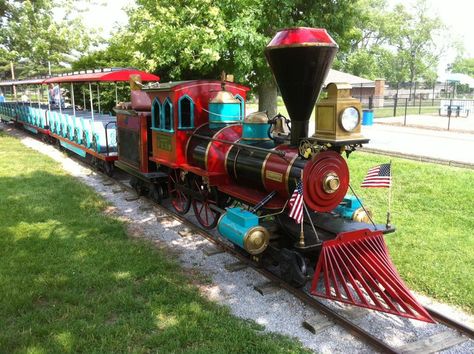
289,179,304,223
361,163,392,188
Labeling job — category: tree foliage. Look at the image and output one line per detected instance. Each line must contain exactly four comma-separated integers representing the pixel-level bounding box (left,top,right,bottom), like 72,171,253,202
0,0,93,78
449,57,474,77
337,0,445,86
102,0,362,115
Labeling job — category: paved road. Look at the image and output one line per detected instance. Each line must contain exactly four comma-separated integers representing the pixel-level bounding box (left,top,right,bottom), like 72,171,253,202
361,123,474,167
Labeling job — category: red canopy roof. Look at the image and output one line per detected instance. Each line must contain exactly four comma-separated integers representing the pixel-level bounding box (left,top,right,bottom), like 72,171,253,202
43,69,160,84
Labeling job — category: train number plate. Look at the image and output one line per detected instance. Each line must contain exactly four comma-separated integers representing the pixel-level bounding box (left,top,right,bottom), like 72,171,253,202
158,134,172,152
266,170,283,182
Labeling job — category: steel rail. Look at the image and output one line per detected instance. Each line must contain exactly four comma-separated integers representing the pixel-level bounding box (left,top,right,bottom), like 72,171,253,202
107,174,400,354
4,122,473,354
426,306,474,339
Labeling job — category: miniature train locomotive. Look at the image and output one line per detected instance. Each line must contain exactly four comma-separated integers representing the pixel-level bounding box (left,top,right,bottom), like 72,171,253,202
0,27,433,322
115,28,433,322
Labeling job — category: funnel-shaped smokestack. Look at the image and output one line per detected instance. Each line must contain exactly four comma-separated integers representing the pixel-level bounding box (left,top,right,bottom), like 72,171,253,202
265,28,338,145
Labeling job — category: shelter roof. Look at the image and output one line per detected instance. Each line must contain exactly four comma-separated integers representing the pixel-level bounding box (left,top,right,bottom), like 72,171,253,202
43,68,160,84
324,69,374,87
438,72,474,88
0,68,160,86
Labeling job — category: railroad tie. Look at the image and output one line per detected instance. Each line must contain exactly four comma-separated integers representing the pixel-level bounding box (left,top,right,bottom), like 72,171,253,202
254,282,280,296
202,245,225,256
178,227,194,237
224,261,248,272
125,195,140,201
397,331,468,354
302,313,334,334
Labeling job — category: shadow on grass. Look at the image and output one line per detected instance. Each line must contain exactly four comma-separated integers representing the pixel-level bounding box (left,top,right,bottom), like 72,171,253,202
0,170,306,353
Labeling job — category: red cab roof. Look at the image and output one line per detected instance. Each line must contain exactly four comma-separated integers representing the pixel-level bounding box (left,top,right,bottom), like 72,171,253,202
43,68,160,84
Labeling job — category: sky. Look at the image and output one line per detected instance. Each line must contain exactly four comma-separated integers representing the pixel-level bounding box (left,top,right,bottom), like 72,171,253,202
80,0,474,76
389,0,474,75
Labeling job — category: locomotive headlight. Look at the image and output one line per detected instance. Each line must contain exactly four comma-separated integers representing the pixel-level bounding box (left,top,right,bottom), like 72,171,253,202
340,107,360,132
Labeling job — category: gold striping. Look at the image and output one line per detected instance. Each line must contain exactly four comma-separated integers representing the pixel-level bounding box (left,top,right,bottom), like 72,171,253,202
204,124,237,171
261,152,271,190
284,153,299,196
185,123,208,163
224,142,238,176
233,147,241,181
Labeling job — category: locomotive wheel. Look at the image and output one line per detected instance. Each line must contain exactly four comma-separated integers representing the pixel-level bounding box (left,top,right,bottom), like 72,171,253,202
168,169,191,214
104,161,114,177
148,184,163,204
191,175,220,229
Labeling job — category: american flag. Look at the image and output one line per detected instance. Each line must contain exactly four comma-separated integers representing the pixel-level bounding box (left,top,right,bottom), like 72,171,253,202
289,179,304,223
361,163,392,188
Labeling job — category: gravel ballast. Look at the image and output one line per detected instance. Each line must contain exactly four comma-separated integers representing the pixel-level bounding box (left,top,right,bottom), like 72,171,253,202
2,123,473,353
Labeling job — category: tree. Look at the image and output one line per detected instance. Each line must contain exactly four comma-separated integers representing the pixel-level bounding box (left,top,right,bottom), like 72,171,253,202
0,0,93,78
112,0,362,117
337,0,446,94
393,0,445,97
449,57,474,77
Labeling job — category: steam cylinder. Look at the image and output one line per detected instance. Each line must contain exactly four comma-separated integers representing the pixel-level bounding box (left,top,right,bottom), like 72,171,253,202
265,28,338,146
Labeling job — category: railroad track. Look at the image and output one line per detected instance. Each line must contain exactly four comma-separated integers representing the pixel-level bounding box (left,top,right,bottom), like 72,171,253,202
3,123,473,353
107,173,473,354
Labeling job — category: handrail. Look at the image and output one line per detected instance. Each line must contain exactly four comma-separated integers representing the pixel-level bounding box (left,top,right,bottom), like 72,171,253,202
104,121,117,156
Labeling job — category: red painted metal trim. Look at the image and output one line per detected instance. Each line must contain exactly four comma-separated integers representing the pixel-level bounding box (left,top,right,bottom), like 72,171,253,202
51,133,118,161
22,122,50,135
43,69,159,84
267,27,337,47
310,229,434,323
150,157,179,169
218,184,286,209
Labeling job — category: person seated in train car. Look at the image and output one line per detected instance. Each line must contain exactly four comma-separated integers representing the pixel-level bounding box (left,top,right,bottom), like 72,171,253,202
21,93,29,103
48,84,64,108
0,91,4,103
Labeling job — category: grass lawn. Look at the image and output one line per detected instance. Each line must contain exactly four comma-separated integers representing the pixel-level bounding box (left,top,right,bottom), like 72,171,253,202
0,132,309,353
373,106,439,118
347,152,474,312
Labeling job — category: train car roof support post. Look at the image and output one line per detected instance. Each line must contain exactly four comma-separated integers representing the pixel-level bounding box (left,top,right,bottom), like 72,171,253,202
37,87,41,108
58,83,62,114
88,82,94,121
97,84,101,114
71,83,76,117
115,82,118,107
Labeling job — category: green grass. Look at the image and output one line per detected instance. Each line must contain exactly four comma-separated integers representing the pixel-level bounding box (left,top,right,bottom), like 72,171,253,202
0,132,309,353
346,153,474,312
373,106,439,118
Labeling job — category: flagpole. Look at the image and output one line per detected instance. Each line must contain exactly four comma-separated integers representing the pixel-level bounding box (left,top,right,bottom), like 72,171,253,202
299,170,305,247
386,160,392,228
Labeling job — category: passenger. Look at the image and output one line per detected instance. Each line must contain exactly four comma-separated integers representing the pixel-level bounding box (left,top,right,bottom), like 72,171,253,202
0,91,4,103
21,93,29,103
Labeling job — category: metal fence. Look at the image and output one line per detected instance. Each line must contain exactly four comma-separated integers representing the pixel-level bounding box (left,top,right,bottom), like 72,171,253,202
361,95,474,132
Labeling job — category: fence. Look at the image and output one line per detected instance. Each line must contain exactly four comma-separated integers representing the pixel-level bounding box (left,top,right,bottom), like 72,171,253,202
361,95,474,132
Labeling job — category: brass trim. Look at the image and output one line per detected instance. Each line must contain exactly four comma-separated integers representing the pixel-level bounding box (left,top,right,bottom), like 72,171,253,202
233,147,241,181
224,142,237,176
284,153,298,195
353,207,372,223
184,122,208,163
243,226,270,255
241,137,271,141
204,124,234,170
209,119,242,124
261,152,271,190
322,172,340,194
